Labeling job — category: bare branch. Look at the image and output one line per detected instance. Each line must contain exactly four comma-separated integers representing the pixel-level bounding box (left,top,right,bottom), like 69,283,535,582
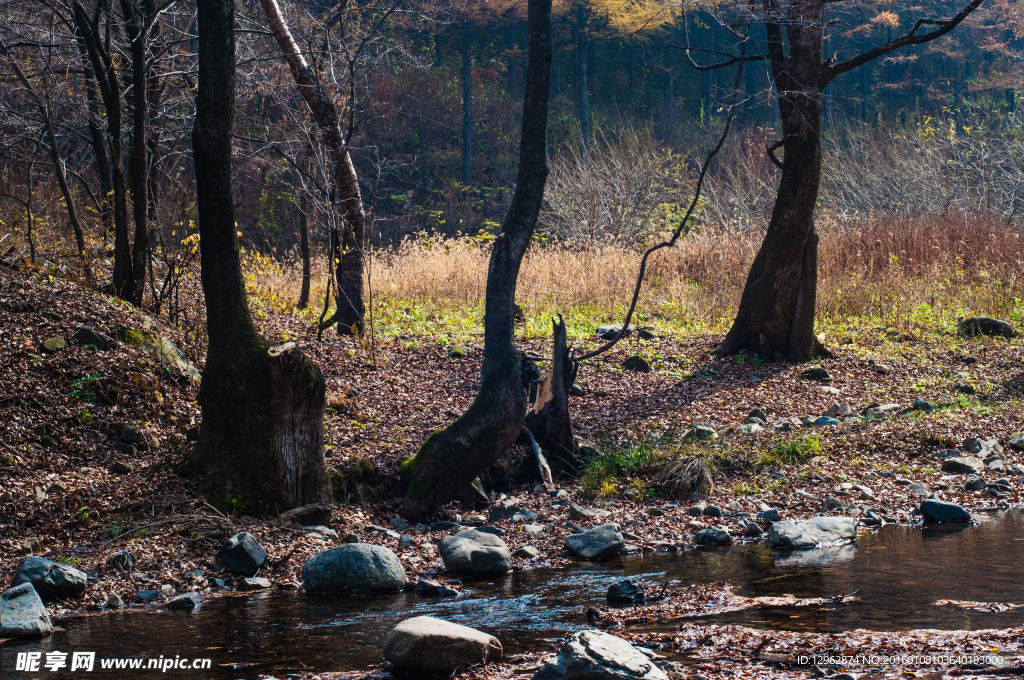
828,0,985,80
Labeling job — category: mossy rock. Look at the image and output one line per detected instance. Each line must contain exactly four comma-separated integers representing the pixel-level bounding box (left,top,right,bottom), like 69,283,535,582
448,344,470,358
116,327,152,346
330,457,381,501
800,366,832,382
40,337,66,354
116,327,200,380
621,355,651,373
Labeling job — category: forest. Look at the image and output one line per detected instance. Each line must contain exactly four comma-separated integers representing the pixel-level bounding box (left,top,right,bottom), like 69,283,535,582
1,0,1024,678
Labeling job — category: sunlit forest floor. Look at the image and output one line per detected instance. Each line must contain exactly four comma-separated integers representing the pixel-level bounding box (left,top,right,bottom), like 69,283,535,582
1,213,1022,677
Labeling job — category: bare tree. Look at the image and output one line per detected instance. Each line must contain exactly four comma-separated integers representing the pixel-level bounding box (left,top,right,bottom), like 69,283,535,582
401,0,555,522
691,0,986,361
256,0,405,336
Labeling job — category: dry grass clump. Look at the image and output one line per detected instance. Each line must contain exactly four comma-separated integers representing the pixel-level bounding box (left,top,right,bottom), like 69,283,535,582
256,212,1023,337
656,453,718,499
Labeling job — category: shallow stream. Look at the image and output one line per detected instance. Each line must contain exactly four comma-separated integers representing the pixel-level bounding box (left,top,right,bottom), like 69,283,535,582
3,511,1023,679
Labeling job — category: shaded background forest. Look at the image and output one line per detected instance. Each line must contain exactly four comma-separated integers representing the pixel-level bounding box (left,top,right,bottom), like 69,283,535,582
1,0,1023,333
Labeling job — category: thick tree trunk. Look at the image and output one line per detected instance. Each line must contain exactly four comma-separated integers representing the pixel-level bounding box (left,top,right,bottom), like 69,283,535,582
716,0,980,362
461,20,472,184
400,0,553,522
259,0,366,335
122,0,149,306
716,0,829,363
194,0,329,513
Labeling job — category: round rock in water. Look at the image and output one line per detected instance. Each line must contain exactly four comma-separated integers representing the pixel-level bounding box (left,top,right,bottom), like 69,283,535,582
439,529,513,574
383,615,502,672
920,499,971,523
564,524,624,560
768,516,856,550
533,630,668,680
607,579,644,604
302,543,406,594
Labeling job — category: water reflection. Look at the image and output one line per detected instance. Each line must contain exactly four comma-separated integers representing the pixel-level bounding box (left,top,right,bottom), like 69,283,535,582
2,512,1022,679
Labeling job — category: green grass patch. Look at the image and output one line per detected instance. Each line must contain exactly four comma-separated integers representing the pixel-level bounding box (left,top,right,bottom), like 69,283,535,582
754,435,823,467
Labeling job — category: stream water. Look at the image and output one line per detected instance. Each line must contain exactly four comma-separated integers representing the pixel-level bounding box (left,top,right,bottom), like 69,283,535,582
3,511,1023,679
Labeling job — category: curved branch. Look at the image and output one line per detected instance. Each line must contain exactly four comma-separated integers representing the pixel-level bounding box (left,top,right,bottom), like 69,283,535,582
766,136,789,170
828,0,984,81
671,44,768,71
573,40,748,363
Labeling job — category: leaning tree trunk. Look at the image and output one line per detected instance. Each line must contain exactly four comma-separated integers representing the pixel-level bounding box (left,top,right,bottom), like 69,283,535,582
259,0,366,335
193,0,329,513
400,0,554,522
716,3,829,363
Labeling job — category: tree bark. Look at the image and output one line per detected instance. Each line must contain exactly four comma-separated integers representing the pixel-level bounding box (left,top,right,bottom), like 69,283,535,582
297,189,311,309
194,0,329,512
400,0,554,522
121,0,150,306
259,0,367,335
525,317,578,472
716,0,829,362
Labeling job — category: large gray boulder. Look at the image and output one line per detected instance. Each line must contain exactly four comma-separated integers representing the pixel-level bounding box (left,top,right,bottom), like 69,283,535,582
565,524,624,560
921,499,971,523
11,557,88,601
216,532,267,577
383,616,502,672
941,456,985,475
533,630,668,680
768,517,856,550
0,583,52,637
596,324,635,340
439,529,512,574
302,543,406,594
